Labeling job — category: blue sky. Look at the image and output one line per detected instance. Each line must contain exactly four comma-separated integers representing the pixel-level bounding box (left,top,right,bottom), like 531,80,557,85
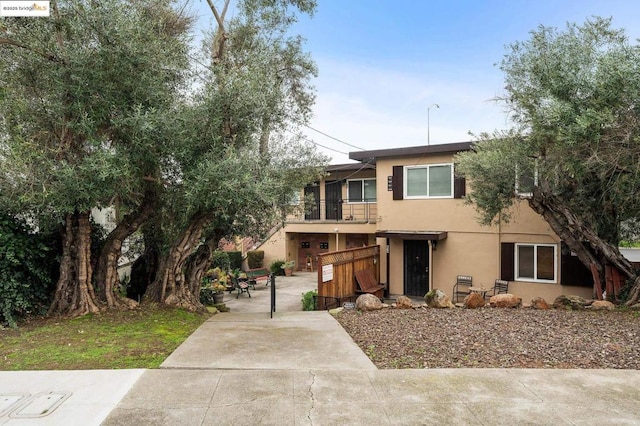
193,1,640,163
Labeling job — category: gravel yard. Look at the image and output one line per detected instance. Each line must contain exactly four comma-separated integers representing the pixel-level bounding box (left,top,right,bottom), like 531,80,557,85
335,307,640,369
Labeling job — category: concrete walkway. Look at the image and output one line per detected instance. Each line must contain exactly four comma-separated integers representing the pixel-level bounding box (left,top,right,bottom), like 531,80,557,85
2,272,640,424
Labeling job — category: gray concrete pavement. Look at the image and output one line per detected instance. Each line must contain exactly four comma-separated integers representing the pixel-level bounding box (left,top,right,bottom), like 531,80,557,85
3,272,640,424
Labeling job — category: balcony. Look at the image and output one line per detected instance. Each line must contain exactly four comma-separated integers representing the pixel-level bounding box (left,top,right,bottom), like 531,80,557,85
288,199,377,223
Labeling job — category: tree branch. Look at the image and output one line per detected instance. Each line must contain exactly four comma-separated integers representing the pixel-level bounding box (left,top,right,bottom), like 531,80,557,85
0,38,63,63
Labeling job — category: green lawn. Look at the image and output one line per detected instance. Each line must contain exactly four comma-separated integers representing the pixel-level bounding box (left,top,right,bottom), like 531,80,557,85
0,306,210,370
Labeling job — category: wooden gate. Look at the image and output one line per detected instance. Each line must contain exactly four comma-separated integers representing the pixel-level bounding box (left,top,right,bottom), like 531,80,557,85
316,245,380,310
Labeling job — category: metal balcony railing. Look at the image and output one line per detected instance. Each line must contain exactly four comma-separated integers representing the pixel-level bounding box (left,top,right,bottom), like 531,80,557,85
289,199,377,223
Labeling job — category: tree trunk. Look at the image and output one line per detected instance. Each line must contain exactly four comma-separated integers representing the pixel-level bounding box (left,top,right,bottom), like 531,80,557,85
145,214,211,311
259,116,270,155
529,188,640,304
184,230,224,296
48,211,101,317
94,193,156,309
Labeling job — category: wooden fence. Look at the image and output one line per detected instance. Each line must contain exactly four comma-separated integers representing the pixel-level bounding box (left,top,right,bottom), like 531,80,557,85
315,245,380,310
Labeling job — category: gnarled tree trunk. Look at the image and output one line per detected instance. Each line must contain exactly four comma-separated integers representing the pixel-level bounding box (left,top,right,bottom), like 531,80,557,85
48,211,101,317
94,193,156,309
529,187,640,304
184,230,224,297
144,214,211,311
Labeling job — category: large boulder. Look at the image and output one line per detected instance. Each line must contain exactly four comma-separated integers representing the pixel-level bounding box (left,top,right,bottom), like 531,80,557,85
590,300,615,311
356,293,383,311
489,293,522,308
531,297,550,310
553,295,587,310
395,295,414,309
424,289,455,308
463,292,485,309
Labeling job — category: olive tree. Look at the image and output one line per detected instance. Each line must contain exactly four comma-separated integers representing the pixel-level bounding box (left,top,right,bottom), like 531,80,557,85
140,0,327,310
457,17,640,303
0,0,192,315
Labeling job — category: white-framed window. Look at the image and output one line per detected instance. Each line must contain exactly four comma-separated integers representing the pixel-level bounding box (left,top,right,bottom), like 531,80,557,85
404,163,453,199
347,179,376,203
515,162,538,197
515,243,557,283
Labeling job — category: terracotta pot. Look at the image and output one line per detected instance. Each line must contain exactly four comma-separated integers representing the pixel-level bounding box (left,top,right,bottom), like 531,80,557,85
284,268,293,277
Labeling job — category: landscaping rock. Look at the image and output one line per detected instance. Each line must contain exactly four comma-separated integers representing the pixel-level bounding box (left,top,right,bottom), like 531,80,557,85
489,293,522,308
463,292,485,309
356,293,383,311
424,289,455,308
531,297,550,310
329,307,344,316
553,295,587,310
590,300,615,311
395,296,414,309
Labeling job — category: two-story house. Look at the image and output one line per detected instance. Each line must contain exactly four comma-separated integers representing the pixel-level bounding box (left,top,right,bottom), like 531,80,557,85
262,141,594,302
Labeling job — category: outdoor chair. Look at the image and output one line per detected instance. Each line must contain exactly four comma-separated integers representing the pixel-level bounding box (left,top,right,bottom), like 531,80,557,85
485,279,509,299
452,275,472,303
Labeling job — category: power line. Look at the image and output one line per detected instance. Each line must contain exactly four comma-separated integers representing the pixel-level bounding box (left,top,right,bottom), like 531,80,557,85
304,125,365,151
293,132,349,155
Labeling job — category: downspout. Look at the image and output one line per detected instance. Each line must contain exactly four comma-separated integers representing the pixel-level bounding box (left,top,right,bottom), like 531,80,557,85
497,212,502,279
428,240,433,292
385,238,390,298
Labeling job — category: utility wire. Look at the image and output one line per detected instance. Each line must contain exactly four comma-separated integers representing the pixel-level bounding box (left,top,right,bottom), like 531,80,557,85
304,124,365,151
293,131,349,155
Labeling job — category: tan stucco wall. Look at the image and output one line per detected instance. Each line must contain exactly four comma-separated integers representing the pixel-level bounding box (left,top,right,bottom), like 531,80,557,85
376,155,594,303
259,228,286,269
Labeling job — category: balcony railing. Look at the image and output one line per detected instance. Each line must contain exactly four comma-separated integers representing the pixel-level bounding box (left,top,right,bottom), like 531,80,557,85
289,199,377,223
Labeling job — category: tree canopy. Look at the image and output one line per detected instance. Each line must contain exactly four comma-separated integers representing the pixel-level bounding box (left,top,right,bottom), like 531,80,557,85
457,17,640,303
0,0,326,319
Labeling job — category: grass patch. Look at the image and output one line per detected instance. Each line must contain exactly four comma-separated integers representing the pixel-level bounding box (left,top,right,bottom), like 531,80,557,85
0,306,211,370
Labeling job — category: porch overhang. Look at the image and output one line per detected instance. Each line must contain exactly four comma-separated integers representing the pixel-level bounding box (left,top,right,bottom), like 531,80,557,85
375,230,448,241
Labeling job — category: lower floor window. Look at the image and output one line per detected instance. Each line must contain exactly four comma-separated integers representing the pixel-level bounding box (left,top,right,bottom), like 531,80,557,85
515,243,556,282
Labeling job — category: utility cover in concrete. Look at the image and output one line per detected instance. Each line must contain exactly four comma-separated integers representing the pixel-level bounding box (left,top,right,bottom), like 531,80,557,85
9,392,71,418
0,394,29,417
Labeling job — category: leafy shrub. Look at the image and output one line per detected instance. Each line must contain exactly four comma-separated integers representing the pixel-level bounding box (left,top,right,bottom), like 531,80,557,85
227,251,242,270
270,259,285,276
199,287,216,306
301,289,317,311
0,214,58,327
211,250,230,270
247,250,264,269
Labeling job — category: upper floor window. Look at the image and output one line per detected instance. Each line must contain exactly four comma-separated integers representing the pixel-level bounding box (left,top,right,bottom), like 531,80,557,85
347,179,376,203
515,162,538,197
404,164,453,199
515,243,556,283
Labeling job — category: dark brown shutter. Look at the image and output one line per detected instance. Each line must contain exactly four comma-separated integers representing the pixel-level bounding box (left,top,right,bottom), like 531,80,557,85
454,176,466,199
501,243,515,281
392,166,403,200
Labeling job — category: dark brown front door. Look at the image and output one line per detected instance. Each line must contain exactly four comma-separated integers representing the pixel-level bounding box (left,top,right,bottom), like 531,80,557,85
404,240,429,297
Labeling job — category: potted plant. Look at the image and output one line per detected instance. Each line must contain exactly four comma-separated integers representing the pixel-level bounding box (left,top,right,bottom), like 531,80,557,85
281,260,295,276
212,281,227,304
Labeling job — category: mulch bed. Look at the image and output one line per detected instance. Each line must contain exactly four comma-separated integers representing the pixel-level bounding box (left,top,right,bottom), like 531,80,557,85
335,307,640,369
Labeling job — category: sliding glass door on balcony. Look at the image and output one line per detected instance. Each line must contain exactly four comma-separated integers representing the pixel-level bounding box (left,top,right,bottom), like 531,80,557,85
304,185,320,220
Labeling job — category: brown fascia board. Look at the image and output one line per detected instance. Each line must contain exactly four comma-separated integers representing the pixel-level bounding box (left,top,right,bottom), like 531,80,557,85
325,163,376,172
349,141,474,163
